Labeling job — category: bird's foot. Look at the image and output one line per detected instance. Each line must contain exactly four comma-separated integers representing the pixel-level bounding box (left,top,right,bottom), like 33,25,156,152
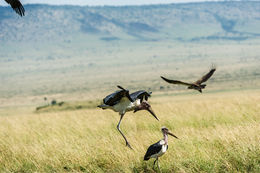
126,142,133,149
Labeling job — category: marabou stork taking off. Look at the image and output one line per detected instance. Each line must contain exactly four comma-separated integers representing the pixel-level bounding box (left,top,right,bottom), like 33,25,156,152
4,0,25,17
161,66,216,93
144,127,178,172
98,85,159,149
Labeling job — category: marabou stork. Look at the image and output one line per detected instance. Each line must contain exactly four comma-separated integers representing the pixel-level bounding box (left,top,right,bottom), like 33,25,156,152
4,0,25,17
98,85,159,149
144,127,178,172
161,66,216,93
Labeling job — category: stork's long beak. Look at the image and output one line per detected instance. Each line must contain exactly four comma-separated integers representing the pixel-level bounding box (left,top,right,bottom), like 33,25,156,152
167,131,178,139
147,107,159,121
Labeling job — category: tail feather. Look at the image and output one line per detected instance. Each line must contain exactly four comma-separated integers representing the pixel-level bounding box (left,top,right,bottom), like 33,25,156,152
97,104,110,109
200,84,206,89
117,85,126,90
144,155,150,161
144,151,151,160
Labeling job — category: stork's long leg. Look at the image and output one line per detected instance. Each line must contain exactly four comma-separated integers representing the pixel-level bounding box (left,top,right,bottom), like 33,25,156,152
117,113,132,149
157,158,161,173
153,158,157,169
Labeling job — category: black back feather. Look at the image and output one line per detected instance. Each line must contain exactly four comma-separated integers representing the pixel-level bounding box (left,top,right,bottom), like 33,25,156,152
144,140,162,160
130,90,151,102
103,86,133,106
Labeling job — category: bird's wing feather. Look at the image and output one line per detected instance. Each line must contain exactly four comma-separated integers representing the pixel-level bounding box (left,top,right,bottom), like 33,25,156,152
144,140,162,160
130,90,151,102
161,76,192,86
5,0,25,17
103,88,133,106
195,68,216,84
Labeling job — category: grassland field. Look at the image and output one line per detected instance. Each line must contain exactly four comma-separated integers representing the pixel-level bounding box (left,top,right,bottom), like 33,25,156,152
0,89,259,172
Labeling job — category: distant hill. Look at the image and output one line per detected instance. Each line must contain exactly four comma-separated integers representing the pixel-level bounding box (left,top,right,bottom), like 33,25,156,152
0,1,259,43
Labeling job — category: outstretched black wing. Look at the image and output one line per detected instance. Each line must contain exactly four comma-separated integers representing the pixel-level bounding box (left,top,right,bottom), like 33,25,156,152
195,67,216,85
103,86,133,106
161,76,192,86
5,0,25,17
130,90,152,102
144,140,162,160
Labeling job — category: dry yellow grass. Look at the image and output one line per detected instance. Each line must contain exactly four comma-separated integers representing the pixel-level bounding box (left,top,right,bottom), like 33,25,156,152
0,90,259,172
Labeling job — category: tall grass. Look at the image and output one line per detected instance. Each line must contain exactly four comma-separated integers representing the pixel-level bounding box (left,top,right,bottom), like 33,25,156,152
0,91,259,172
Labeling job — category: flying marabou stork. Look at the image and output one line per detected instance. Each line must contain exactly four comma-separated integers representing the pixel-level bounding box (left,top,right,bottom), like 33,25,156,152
161,66,216,93
98,85,159,149
4,0,25,17
144,127,178,172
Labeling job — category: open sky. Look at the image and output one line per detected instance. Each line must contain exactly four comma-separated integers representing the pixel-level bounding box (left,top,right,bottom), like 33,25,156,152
0,0,243,6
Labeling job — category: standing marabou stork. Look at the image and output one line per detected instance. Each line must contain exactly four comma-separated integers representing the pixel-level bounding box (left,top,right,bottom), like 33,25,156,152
144,127,178,172
98,85,159,149
4,0,25,17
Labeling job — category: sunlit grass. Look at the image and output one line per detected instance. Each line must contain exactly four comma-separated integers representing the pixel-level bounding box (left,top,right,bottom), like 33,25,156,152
0,90,259,172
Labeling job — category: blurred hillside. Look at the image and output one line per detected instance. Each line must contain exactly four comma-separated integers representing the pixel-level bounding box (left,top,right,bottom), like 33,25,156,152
0,1,259,105
0,2,260,42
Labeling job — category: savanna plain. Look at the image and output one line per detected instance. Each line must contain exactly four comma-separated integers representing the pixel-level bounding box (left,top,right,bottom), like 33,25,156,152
0,40,260,173
0,89,259,172
0,42,260,172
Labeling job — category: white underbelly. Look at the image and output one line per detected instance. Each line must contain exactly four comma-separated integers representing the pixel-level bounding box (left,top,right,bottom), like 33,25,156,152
112,98,133,114
151,145,168,158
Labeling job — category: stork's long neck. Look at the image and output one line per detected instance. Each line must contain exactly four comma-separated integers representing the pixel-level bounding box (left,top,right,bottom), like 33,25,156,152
163,133,168,145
